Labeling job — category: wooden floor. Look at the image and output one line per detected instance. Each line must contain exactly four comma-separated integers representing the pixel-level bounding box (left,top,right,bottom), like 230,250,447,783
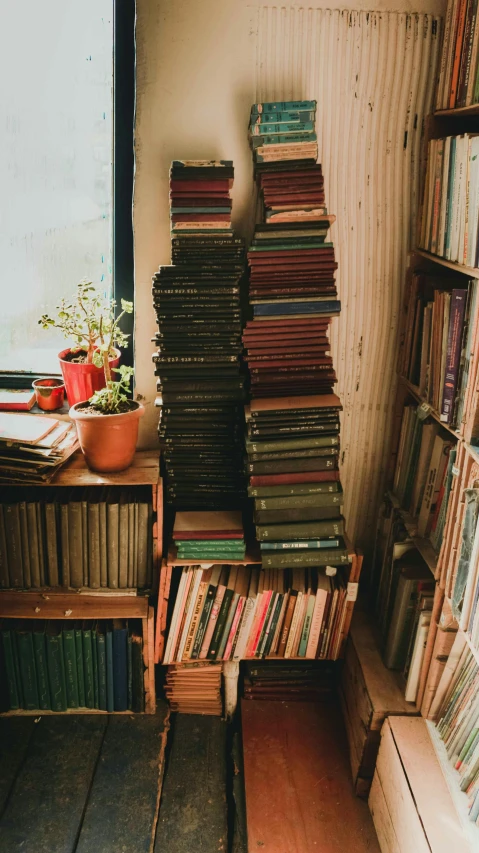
242,699,381,853
0,705,169,853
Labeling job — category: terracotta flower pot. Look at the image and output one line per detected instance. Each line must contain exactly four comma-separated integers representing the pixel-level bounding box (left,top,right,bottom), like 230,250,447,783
58,347,121,407
69,401,144,473
32,378,65,411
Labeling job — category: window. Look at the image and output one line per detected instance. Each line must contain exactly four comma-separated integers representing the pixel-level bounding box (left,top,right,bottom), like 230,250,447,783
0,0,134,375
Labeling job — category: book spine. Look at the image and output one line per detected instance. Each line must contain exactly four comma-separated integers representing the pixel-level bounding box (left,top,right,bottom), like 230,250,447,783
112,627,128,711
256,518,344,541
97,630,107,711
285,592,304,658
199,584,226,659
18,503,31,589
458,0,478,106
63,626,79,708
217,594,240,660
99,501,108,589
441,289,468,423
60,503,70,588
68,503,83,589
278,593,298,657
107,503,120,589
4,504,23,588
255,492,342,511
44,503,59,587
261,539,340,550
74,626,86,707
207,589,234,660
82,628,94,709
88,502,101,589
232,596,257,661
224,597,246,661
106,629,114,712
46,630,67,711
450,0,470,107
15,631,39,709
261,550,349,569
1,629,21,709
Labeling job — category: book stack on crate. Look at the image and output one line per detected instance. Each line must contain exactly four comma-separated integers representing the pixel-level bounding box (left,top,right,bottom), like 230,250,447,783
436,0,479,111
0,618,144,713
0,413,78,484
152,160,247,509
243,659,335,701
243,100,351,595
0,486,153,590
164,662,223,715
163,563,352,665
419,135,479,266
172,510,246,562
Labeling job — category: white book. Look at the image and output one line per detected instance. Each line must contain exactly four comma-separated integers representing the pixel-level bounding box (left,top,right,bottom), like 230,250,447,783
163,567,189,664
305,575,329,658
424,139,437,250
405,612,431,702
285,590,304,658
467,136,479,266
176,568,203,661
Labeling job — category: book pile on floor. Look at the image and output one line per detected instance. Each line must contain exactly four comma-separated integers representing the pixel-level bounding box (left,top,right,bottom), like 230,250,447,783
0,486,152,591
152,160,247,509
0,618,144,713
243,660,334,701
244,100,348,586
419,135,479,266
164,662,222,715
172,510,246,562
435,644,479,823
436,0,479,111
163,565,351,663
0,413,78,484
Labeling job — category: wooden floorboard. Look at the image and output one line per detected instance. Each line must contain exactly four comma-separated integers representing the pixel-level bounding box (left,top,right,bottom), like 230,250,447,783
0,717,35,817
76,702,170,853
242,700,381,853
0,716,107,853
154,714,227,853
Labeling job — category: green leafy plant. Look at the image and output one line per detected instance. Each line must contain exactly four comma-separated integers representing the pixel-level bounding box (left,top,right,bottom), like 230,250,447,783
89,365,135,414
38,280,133,384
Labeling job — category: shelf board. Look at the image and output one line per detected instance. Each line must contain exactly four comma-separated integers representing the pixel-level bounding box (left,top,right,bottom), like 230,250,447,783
434,104,479,118
414,248,479,279
387,491,438,574
0,590,149,619
398,376,461,440
161,656,341,665
50,449,160,487
426,720,479,852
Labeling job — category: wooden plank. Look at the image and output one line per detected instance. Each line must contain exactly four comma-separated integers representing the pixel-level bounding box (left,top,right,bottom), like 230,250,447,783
76,704,169,853
338,685,363,782
0,592,148,619
0,715,106,852
51,450,160,486
388,716,471,853
368,771,401,853
154,714,227,853
155,564,172,664
0,718,35,816
374,721,430,853
242,699,380,853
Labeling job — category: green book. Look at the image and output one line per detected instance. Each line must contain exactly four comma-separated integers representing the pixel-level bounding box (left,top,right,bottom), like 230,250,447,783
87,494,101,589
118,494,129,588
18,502,31,588
15,622,40,709
4,503,24,588
254,491,343,511
98,489,108,588
137,501,149,589
0,508,9,589
207,581,235,660
74,620,86,707
46,622,67,711
44,498,59,587
81,493,89,587
96,624,107,711
82,621,95,709
60,497,70,588
217,593,240,660
32,622,51,710
261,548,350,569
68,499,84,588
256,593,278,658
107,490,120,589
106,625,114,712
91,621,99,709
62,622,79,708
1,623,21,709
256,518,344,541
263,594,285,658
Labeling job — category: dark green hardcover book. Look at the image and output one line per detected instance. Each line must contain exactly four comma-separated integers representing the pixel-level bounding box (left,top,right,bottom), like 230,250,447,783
91,621,99,709
261,549,350,569
107,489,120,589
247,457,336,475
1,624,21,709
191,581,217,659
96,624,107,711
15,623,40,709
248,482,340,498
263,594,284,657
256,518,344,541
217,593,240,660
18,502,31,588
127,631,133,710
255,491,343,511
45,622,67,711
106,625,114,712
207,589,234,660
87,494,101,589
4,503,23,588
62,622,79,708
0,507,9,588
131,633,144,713
74,621,86,707
254,506,341,524
247,448,337,462
256,592,278,658
32,622,51,710
82,621,94,709
127,495,135,588
112,620,128,711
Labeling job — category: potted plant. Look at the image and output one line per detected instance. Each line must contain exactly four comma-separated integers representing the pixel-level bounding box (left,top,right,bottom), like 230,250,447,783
69,364,144,473
38,280,129,406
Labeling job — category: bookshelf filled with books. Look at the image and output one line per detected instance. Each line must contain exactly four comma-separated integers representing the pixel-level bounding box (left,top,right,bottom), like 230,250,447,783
0,451,160,715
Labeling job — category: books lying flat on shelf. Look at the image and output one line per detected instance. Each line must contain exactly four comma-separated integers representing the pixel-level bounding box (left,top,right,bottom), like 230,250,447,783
164,662,222,715
243,659,334,701
0,413,78,483
0,618,144,713
163,564,351,664
172,510,246,560
0,486,153,590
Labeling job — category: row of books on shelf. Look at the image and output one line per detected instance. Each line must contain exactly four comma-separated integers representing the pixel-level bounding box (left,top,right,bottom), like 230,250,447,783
243,660,334,701
400,272,476,427
419,135,479,267
0,487,153,591
393,403,455,544
437,0,479,111
0,619,145,713
163,564,353,665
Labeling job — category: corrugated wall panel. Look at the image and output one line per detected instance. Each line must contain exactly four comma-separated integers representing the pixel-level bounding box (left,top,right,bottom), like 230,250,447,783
254,8,441,559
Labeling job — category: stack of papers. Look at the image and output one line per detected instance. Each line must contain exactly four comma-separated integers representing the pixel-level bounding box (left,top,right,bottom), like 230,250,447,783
0,413,78,483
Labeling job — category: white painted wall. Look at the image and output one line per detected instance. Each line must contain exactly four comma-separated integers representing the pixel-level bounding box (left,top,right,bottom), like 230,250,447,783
134,0,445,552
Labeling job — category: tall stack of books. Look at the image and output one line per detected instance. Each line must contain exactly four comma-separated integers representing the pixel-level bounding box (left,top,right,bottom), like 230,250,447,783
152,161,247,509
244,100,348,579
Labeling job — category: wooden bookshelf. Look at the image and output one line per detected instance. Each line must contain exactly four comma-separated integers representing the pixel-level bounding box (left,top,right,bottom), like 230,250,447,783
435,105,479,118
387,491,437,575
397,376,461,440
0,590,149,619
414,248,479,279
50,449,160,486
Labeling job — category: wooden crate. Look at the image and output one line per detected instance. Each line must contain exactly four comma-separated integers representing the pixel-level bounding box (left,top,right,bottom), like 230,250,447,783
339,610,418,797
369,717,471,852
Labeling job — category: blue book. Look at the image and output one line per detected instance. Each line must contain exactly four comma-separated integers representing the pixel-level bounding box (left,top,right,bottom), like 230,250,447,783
106,627,114,712
261,539,341,550
250,121,315,136
112,620,128,711
252,110,315,125
253,300,340,316
251,100,316,114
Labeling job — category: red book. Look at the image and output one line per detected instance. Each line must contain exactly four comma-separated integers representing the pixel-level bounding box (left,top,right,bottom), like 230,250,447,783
0,389,36,411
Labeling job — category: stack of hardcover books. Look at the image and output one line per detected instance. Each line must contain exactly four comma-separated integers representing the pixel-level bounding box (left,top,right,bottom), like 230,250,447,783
0,413,78,484
244,101,347,578
249,100,318,166
153,161,247,508
164,661,223,715
243,660,335,700
172,510,246,562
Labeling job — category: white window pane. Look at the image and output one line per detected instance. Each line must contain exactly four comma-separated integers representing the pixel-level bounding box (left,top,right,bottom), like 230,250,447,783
0,1,113,373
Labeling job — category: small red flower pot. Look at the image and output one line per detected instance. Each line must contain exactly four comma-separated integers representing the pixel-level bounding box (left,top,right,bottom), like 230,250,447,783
32,378,65,411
